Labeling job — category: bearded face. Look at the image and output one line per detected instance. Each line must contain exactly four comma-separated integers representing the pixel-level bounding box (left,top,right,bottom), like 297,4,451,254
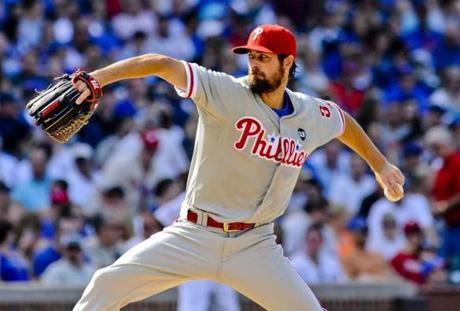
248,54,286,94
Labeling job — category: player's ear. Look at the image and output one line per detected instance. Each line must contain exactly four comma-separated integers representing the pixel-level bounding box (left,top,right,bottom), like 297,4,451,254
286,55,294,66
283,55,294,75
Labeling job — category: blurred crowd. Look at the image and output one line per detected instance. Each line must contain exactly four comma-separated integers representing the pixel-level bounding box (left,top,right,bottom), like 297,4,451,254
1,0,460,304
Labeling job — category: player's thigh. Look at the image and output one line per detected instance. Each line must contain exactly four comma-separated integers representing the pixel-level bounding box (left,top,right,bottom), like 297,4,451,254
220,235,322,311
75,264,187,311
74,222,221,311
115,220,221,279
177,280,213,311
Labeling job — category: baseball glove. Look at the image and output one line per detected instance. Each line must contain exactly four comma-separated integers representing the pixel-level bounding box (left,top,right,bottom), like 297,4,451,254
26,70,102,143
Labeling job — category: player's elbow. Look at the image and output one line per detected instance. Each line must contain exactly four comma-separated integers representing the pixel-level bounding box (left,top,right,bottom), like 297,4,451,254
336,112,363,147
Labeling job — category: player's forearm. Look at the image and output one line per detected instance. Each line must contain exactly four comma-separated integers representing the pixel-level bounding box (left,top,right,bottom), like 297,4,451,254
337,112,388,173
90,54,176,87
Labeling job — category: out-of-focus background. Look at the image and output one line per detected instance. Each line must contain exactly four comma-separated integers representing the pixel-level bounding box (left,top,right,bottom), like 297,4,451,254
0,0,460,310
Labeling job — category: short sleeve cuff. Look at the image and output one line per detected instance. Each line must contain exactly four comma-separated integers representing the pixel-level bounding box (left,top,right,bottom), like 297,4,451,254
331,102,345,137
175,61,197,99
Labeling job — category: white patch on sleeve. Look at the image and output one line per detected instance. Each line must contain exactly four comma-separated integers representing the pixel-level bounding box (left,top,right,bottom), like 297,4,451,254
174,61,197,98
330,102,345,136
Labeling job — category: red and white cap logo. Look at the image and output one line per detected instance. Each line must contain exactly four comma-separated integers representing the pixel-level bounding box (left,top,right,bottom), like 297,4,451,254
252,27,263,41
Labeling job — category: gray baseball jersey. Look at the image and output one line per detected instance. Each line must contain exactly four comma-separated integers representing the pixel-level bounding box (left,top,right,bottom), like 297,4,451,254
74,60,337,311
176,61,344,225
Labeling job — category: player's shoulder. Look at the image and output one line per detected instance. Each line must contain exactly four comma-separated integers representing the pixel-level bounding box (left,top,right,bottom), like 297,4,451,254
191,62,247,85
289,89,324,103
288,90,334,114
236,75,252,89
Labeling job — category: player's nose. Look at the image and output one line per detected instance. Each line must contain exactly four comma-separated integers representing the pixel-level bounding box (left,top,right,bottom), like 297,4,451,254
250,64,260,73
249,58,260,68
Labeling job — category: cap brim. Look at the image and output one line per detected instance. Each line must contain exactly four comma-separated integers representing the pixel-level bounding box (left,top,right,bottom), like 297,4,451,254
232,45,275,54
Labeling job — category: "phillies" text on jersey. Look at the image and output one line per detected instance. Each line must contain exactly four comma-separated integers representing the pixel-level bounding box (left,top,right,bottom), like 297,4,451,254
234,117,308,168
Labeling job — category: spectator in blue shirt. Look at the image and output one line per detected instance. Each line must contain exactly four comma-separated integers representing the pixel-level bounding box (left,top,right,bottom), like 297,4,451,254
0,92,31,156
11,147,52,212
0,219,30,282
402,3,442,52
383,65,431,112
433,27,460,70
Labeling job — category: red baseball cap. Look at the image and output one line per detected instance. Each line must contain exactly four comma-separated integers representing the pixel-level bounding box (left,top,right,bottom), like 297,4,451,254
232,24,297,57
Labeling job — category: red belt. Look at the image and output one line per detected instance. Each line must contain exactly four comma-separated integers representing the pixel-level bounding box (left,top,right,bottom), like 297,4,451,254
187,210,255,232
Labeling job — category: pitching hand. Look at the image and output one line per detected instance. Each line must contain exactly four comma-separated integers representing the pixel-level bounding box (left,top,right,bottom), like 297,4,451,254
375,162,405,202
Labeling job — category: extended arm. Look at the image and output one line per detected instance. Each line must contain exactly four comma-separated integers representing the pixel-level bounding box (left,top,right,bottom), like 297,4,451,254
337,111,405,202
75,54,186,104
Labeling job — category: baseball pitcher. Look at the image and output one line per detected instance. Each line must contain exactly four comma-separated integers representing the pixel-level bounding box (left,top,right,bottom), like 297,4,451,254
68,24,404,310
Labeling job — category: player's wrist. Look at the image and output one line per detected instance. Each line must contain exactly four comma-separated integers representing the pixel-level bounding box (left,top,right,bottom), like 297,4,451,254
90,70,109,88
370,156,389,174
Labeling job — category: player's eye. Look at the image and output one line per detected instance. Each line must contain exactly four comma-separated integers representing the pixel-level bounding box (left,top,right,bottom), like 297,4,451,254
258,54,270,62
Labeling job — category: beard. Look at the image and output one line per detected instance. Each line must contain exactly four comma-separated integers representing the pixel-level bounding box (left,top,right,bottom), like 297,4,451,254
249,66,284,94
